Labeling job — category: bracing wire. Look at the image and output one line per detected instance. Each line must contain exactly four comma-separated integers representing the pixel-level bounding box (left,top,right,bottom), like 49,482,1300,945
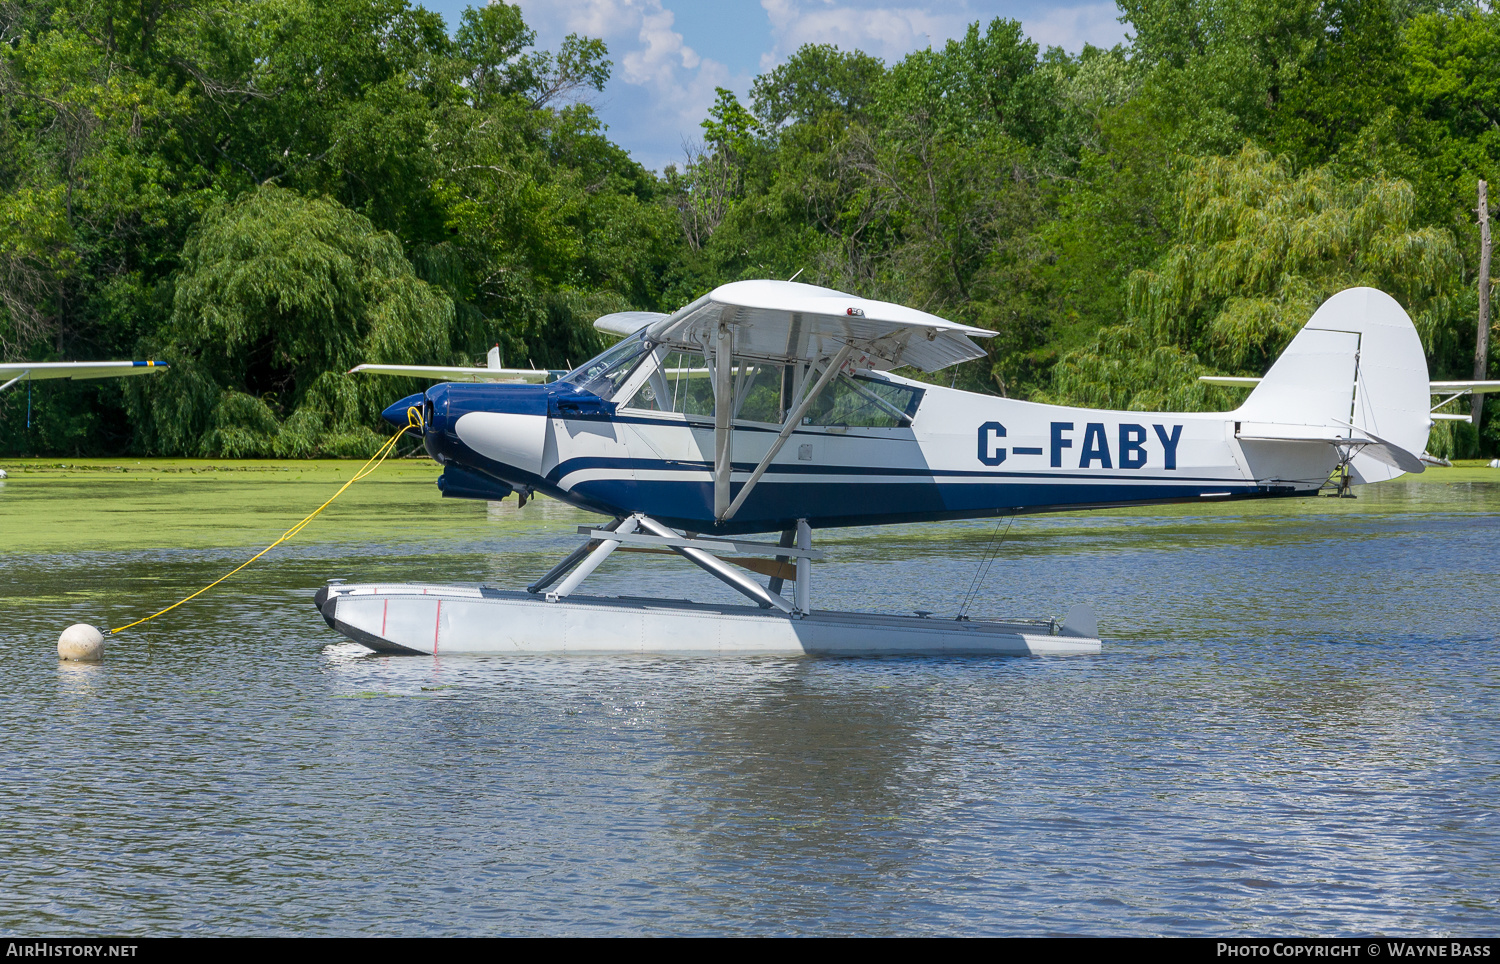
956,511,1016,620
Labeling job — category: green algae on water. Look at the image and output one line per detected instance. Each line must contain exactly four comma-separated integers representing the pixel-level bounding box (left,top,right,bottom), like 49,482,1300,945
0,457,600,553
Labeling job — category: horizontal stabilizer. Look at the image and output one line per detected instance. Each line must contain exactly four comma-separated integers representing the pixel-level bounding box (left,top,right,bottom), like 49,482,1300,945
1356,438,1427,474
1235,419,1426,474
1331,420,1426,474
1235,421,1348,441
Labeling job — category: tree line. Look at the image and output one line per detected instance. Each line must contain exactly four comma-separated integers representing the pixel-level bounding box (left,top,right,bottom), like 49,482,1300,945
2,0,1495,458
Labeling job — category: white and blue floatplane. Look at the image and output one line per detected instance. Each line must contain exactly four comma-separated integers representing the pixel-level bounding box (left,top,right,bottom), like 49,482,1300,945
316,282,1492,657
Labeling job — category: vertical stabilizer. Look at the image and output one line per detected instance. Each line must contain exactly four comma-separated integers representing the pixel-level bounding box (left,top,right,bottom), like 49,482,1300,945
1236,288,1430,482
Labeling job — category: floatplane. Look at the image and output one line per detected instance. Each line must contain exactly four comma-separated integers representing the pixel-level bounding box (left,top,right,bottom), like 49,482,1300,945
315,282,1495,657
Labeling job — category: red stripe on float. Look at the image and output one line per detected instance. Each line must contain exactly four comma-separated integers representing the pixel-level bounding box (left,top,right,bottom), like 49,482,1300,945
433,600,442,654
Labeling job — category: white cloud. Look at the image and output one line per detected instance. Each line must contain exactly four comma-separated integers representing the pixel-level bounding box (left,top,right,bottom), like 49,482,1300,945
515,0,747,168
1024,3,1126,51
759,0,967,66
757,1,1127,71
610,3,698,85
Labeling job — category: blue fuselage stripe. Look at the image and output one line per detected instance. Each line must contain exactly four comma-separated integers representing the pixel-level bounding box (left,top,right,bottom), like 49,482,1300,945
545,455,1240,487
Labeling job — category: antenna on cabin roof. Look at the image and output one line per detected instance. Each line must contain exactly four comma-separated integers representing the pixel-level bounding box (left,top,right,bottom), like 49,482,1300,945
786,268,804,282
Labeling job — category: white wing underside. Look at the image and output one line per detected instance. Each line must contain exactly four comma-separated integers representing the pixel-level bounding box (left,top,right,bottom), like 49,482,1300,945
599,280,994,373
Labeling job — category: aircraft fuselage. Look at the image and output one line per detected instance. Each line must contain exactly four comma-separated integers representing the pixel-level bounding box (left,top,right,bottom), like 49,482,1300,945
396,372,1333,535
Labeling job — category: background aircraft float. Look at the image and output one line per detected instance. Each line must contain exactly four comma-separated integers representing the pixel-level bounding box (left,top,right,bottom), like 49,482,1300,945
316,283,1486,657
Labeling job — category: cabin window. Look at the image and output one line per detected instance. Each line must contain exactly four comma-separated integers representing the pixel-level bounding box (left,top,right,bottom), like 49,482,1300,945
627,351,716,416
802,374,921,428
626,355,792,422
562,333,653,401
621,353,922,428
731,363,785,423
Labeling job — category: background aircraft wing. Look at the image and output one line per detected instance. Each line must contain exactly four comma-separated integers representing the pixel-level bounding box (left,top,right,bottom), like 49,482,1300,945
0,360,167,387
348,364,556,383
1198,375,1263,387
1429,380,1500,394
1203,376,1500,395
1203,375,1500,426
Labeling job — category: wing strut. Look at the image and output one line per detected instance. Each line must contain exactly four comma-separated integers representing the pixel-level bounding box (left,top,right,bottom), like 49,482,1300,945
718,343,853,523
712,317,735,520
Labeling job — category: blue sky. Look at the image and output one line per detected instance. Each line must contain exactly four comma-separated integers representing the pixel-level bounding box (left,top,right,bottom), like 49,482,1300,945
420,1,1129,172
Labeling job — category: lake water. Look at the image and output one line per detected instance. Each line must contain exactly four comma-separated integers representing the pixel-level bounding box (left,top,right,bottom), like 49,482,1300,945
1,463,1497,935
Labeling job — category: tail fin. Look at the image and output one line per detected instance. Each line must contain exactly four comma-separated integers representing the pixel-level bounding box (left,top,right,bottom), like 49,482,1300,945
1235,287,1430,483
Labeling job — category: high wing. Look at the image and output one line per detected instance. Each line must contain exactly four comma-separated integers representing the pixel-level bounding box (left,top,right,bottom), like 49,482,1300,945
0,360,167,392
594,311,667,337
638,280,995,372
350,347,563,384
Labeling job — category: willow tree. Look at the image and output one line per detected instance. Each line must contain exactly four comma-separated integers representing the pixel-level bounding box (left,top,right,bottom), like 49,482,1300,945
130,185,451,457
1046,145,1463,411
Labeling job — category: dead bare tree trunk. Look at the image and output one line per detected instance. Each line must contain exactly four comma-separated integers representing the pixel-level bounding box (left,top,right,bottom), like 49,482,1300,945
1474,180,1491,429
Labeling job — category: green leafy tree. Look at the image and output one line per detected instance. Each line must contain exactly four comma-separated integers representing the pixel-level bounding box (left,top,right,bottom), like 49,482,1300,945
751,43,884,132
454,3,609,109
1133,145,1463,369
135,185,451,457
1045,145,1463,412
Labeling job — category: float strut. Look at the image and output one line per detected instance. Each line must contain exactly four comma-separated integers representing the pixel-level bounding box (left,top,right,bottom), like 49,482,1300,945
794,518,812,614
766,528,795,601
528,516,625,594
549,516,639,600
635,515,794,613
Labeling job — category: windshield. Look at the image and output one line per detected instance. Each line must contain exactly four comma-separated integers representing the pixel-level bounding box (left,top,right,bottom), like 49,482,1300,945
560,332,653,400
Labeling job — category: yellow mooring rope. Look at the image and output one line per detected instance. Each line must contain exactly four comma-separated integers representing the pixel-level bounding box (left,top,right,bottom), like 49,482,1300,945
111,407,424,635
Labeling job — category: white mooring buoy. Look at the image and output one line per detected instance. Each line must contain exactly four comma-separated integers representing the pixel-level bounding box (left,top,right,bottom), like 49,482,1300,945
58,624,105,662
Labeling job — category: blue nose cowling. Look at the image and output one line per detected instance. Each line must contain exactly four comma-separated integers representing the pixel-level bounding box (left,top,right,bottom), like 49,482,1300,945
381,392,426,430
383,381,584,436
